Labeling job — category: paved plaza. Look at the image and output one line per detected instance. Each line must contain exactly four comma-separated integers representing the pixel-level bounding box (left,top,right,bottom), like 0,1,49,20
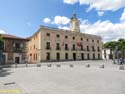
0,60,125,94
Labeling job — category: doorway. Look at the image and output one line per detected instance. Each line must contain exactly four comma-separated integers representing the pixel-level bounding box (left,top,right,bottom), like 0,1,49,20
15,57,20,64
56,53,60,61
73,53,76,60
81,53,84,60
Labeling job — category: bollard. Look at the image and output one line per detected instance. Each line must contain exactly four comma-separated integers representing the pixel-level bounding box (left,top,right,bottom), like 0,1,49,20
36,63,41,67
25,61,28,67
100,65,104,68
86,64,90,68
69,64,74,68
47,64,52,67
119,65,124,70
56,64,61,67
15,63,17,68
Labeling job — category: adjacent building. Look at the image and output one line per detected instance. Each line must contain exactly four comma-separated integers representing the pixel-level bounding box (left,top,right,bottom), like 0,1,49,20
28,14,103,63
0,34,27,64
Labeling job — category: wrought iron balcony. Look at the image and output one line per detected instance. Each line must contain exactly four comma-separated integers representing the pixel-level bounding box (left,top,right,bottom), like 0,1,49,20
46,47,51,50
13,47,22,52
56,47,61,50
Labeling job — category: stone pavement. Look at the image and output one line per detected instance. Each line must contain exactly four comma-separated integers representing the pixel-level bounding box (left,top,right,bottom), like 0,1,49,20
0,60,125,94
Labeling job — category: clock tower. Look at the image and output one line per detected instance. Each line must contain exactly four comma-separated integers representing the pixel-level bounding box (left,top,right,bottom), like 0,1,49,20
70,13,80,33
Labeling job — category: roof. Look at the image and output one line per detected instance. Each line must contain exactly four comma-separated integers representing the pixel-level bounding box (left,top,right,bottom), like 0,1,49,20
0,34,26,40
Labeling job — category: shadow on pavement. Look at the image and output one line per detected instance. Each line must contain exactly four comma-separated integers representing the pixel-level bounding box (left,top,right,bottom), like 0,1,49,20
0,65,13,77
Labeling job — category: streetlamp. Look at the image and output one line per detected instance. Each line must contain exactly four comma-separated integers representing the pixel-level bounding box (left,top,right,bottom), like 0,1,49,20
113,46,118,64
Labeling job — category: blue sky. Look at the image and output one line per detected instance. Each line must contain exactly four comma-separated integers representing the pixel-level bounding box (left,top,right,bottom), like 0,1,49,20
0,0,125,41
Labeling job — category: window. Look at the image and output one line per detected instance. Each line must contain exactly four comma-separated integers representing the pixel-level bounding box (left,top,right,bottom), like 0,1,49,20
73,37,75,40
0,41,4,50
92,46,95,51
46,52,50,60
56,43,60,50
36,54,37,60
65,44,68,50
34,45,35,49
56,53,60,61
65,36,68,39
34,54,35,60
93,53,95,60
72,44,75,50
87,53,90,60
97,46,100,52
56,34,60,38
87,46,89,51
15,43,20,48
65,53,68,60
81,38,83,41
81,45,83,51
97,40,99,43
98,54,101,59
46,42,50,49
46,33,50,36
87,39,89,42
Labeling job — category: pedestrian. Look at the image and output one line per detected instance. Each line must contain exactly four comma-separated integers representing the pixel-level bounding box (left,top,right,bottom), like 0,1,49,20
119,58,124,65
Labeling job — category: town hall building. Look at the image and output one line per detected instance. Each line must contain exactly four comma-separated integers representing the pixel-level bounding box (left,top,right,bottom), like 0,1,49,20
28,14,103,63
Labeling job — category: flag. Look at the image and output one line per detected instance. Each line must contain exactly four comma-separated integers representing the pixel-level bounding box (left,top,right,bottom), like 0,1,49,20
77,42,82,47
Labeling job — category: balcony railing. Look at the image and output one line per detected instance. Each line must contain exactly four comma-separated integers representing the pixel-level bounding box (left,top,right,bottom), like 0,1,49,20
72,48,76,51
65,47,69,50
56,47,61,50
13,48,22,52
46,47,51,50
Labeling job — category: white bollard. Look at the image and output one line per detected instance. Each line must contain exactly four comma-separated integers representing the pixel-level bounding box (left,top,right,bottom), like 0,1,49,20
69,64,74,68
56,64,61,67
47,64,52,67
99,65,105,68
86,64,90,68
119,65,124,70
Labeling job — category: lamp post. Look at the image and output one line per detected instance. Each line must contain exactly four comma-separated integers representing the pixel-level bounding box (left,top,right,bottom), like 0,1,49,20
113,46,118,64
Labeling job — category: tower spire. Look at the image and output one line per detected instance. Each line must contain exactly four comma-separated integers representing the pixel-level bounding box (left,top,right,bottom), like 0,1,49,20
70,12,80,33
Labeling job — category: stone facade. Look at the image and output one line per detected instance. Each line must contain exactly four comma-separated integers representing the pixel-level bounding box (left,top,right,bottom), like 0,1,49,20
28,14,103,63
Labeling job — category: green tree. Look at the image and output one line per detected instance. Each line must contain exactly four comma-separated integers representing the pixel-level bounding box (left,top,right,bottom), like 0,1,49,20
0,36,4,50
118,38,125,58
103,41,119,50
0,35,4,64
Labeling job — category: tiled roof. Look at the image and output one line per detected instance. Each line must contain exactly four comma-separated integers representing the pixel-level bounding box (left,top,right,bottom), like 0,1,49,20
0,34,25,40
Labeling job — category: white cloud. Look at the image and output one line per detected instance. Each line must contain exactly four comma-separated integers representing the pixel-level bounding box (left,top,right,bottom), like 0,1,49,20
53,16,70,25
58,26,70,30
43,18,51,24
97,11,104,16
64,0,78,4
120,8,125,23
64,0,125,12
80,20,125,42
0,29,6,34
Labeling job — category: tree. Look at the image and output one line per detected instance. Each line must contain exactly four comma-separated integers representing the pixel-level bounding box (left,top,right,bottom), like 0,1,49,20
103,38,125,59
0,35,4,64
118,38,125,59
103,41,119,50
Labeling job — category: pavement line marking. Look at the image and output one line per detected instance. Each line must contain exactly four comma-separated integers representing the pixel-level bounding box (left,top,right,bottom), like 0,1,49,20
0,89,21,93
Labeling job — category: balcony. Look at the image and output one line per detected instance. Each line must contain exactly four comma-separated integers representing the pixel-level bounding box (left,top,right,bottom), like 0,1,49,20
13,48,22,52
56,47,61,50
92,50,96,52
98,49,100,52
46,47,51,50
65,47,69,51
72,48,76,51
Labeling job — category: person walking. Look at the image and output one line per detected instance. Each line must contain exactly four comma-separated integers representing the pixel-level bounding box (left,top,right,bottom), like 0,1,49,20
119,58,124,65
